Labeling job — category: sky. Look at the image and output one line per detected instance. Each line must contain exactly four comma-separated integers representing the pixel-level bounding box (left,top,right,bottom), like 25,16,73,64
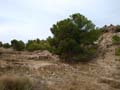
0,0,120,43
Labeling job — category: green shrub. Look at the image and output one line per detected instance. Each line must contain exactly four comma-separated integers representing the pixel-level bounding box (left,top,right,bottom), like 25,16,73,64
3,43,11,48
0,42,3,47
26,39,51,52
26,42,41,51
115,48,120,56
112,35,120,44
116,25,120,32
11,39,25,51
0,75,33,90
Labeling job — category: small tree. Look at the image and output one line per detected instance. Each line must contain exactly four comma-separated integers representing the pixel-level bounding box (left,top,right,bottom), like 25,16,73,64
49,13,100,62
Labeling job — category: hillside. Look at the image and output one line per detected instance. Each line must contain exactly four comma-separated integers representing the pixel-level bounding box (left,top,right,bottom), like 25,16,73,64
1,28,120,90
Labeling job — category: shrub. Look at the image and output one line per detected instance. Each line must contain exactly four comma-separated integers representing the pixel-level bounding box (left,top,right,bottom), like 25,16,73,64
112,35,120,44
11,39,25,51
26,42,41,51
3,43,11,48
0,75,33,90
116,25,120,32
26,39,51,52
115,48,120,56
0,42,3,47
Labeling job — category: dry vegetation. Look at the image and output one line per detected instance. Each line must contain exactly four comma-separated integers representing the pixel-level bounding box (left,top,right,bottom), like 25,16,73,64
1,30,120,90
0,75,33,90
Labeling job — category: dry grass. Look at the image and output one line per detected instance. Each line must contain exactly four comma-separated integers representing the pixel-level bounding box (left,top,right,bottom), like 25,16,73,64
0,75,33,90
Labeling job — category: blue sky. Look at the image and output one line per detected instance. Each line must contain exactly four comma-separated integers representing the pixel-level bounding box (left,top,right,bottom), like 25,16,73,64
0,0,120,42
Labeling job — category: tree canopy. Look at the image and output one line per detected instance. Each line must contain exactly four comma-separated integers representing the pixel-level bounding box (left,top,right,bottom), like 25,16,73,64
49,13,101,62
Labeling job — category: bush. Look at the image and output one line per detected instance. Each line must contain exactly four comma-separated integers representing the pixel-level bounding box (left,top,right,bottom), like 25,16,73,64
26,42,41,51
11,39,25,51
0,75,33,90
0,42,3,47
26,39,51,52
116,25,120,32
3,43,11,48
115,48,120,56
112,35,120,44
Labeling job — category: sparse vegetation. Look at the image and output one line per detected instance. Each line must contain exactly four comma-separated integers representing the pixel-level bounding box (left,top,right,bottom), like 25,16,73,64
3,43,11,48
112,35,120,44
116,25,120,32
0,22,120,90
0,42,3,47
0,75,33,90
26,39,51,52
11,39,25,51
115,48,120,56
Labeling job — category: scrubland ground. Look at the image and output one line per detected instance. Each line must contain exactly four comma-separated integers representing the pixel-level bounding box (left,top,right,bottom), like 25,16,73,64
1,32,120,90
